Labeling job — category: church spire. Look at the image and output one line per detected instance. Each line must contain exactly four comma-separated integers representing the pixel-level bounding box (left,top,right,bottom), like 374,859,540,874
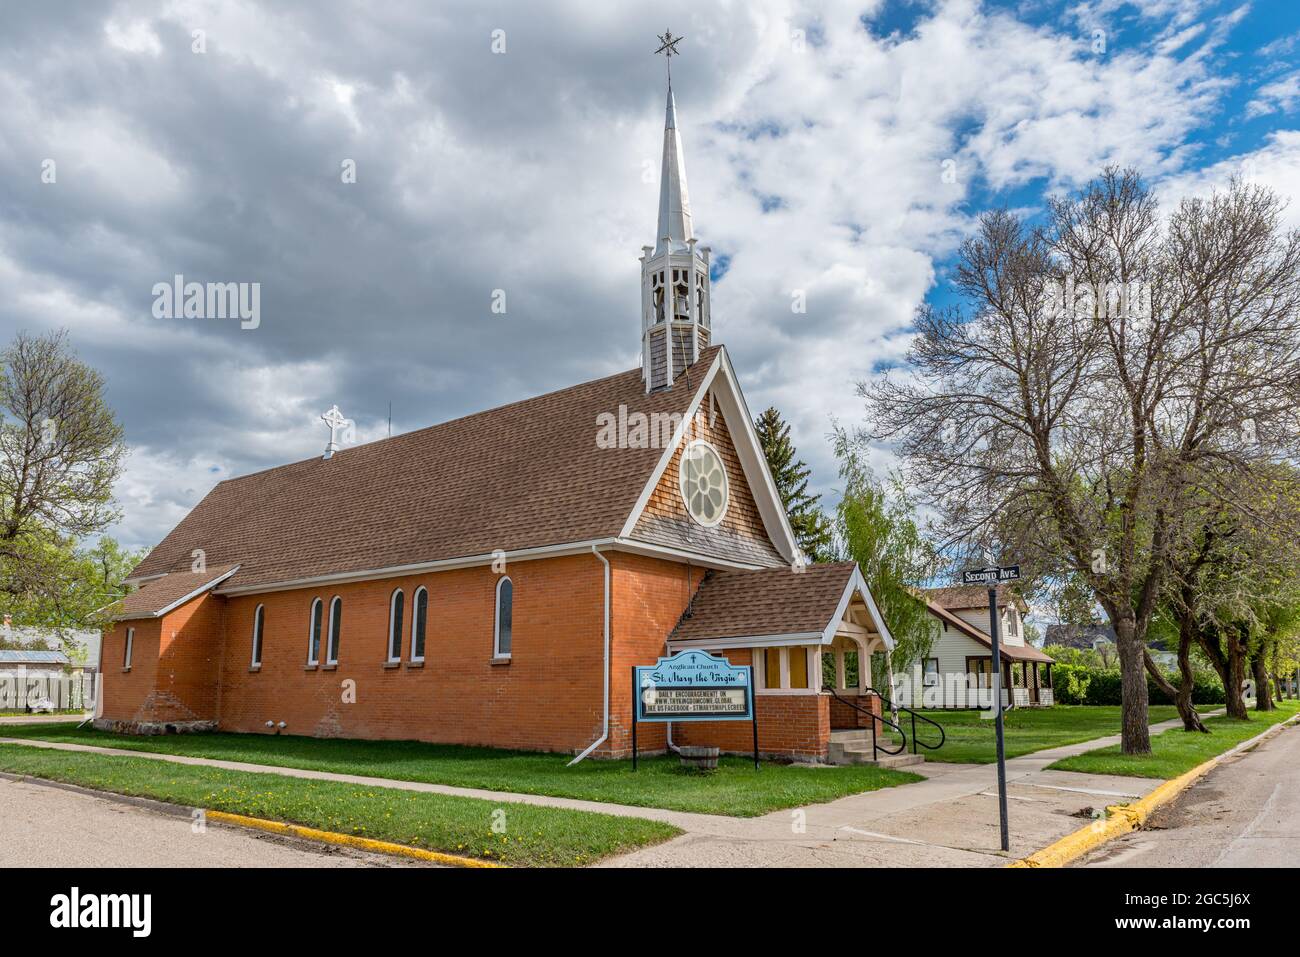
641,31,711,393
655,84,693,256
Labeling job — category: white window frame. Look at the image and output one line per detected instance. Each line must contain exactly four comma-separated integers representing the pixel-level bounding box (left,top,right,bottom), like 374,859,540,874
251,604,265,668
123,627,134,670
307,598,323,665
326,596,342,665
678,439,729,528
756,646,817,695
411,586,428,663
493,576,513,660
387,589,405,663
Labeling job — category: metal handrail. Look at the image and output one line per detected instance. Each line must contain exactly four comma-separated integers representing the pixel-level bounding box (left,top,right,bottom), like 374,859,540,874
866,687,947,754
823,685,906,759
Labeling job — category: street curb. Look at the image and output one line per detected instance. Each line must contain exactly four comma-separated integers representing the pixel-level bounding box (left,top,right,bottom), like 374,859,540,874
204,810,505,868
1008,710,1300,868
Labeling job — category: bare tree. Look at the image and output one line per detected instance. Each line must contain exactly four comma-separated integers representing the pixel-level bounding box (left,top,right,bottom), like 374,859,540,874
863,169,1300,753
0,330,126,615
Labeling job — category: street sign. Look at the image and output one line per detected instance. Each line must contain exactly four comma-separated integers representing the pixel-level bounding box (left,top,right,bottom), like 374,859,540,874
962,564,1020,585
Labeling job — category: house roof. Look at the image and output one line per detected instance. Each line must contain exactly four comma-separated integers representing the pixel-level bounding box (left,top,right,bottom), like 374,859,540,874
129,349,732,594
0,649,70,665
670,563,859,643
922,584,1029,614
926,600,1053,663
113,565,240,620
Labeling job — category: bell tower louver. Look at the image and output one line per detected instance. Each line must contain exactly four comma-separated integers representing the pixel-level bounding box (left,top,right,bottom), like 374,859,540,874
641,32,711,393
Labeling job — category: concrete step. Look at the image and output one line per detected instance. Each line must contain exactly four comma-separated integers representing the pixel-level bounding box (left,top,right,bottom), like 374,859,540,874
826,742,926,768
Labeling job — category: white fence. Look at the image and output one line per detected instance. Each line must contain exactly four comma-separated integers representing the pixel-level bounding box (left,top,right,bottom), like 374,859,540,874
0,669,96,712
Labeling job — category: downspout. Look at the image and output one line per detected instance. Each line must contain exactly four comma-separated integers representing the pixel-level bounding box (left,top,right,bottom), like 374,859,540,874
569,546,611,765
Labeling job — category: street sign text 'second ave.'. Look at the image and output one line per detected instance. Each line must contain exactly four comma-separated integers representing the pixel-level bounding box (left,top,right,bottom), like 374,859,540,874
962,565,1020,585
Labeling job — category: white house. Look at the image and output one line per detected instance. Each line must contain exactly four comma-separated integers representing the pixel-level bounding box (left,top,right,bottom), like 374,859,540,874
894,586,1055,709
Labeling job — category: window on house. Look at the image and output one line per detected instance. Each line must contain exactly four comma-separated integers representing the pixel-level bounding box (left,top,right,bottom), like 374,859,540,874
763,647,781,689
326,597,342,664
788,647,809,689
411,587,428,662
494,577,512,658
967,656,992,688
124,627,134,669
923,657,940,686
388,590,404,663
251,605,265,667
308,599,323,665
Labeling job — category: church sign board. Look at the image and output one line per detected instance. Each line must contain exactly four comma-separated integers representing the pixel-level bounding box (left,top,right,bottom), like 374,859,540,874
631,650,758,769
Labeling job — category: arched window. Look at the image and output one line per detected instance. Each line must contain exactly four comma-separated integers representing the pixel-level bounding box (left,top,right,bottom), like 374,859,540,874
307,598,323,665
251,604,265,668
388,589,405,663
124,627,135,670
326,597,343,664
411,587,428,662
494,577,512,659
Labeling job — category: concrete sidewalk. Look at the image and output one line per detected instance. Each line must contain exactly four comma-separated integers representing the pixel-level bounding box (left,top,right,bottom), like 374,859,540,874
0,712,1197,867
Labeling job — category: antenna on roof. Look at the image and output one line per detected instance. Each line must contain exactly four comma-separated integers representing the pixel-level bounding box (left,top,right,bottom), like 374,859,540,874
388,401,392,438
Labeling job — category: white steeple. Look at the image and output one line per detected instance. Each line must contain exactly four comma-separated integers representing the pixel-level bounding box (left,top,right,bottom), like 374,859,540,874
641,31,711,393
655,85,693,256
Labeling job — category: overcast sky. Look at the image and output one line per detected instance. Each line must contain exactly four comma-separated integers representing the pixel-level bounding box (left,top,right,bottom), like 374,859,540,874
2,0,1298,552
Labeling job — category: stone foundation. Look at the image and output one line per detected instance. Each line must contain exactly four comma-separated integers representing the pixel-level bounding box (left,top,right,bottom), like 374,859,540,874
93,718,217,736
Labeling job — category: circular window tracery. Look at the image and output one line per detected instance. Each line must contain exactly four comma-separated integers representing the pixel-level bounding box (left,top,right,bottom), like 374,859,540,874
679,440,729,527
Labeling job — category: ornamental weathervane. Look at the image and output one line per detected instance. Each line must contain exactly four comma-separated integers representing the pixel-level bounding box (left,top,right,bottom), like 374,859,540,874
655,29,684,83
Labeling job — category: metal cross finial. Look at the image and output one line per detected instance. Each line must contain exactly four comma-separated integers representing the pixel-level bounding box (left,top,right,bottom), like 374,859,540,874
321,404,348,459
655,30,684,83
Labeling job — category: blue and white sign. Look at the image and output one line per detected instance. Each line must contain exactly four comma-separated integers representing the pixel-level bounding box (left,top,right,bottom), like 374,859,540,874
634,650,754,723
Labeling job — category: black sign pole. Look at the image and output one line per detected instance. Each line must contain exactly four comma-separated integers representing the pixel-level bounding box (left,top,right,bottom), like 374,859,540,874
631,666,638,771
988,585,1010,852
751,681,760,770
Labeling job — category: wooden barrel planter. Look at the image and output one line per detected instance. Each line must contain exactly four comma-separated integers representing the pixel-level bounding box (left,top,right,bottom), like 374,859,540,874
678,746,720,770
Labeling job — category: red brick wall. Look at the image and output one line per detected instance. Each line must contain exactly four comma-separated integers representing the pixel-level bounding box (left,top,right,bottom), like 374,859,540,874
214,554,606,752
604,551,706,757
676,689,829,762
102,549,834,762
100,593,225,725
829,692,882,730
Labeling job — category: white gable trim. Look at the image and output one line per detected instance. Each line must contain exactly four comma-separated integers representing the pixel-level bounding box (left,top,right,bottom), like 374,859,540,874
618,346,800,564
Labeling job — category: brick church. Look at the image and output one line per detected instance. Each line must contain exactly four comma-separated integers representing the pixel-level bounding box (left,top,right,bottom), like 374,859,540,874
102,73,898,764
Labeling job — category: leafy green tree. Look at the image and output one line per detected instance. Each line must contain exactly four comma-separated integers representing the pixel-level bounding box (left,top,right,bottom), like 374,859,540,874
754,406,834,562
0,329,127,647
831,430,940,684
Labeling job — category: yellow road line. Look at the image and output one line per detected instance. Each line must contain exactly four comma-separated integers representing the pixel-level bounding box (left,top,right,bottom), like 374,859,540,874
1008,711,1300,868
205,810,504,868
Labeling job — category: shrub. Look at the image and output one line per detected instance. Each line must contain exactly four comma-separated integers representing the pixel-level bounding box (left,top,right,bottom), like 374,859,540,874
1049,663,1224,705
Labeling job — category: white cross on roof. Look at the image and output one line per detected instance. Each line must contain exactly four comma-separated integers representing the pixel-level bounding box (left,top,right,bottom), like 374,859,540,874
321,405,348,459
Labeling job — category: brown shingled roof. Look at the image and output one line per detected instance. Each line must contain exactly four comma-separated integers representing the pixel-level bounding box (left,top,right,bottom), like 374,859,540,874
923,584,1029,614
925,600,1053,663
130,349,724,592
113,565,240,620
670,562,857,642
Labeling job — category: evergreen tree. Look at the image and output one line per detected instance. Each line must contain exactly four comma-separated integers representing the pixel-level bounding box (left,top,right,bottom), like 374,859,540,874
754,407,834,562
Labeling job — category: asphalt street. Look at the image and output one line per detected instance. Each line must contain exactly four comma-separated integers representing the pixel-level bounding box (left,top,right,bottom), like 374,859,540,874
0,775,424,867
1080,718,1300,867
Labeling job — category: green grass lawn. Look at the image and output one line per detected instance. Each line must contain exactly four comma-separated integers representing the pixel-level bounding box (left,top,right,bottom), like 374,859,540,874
0,743,677,867
0,724,921,816
1046,700,1299,779
902,704,1214,764
0,709,86,717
